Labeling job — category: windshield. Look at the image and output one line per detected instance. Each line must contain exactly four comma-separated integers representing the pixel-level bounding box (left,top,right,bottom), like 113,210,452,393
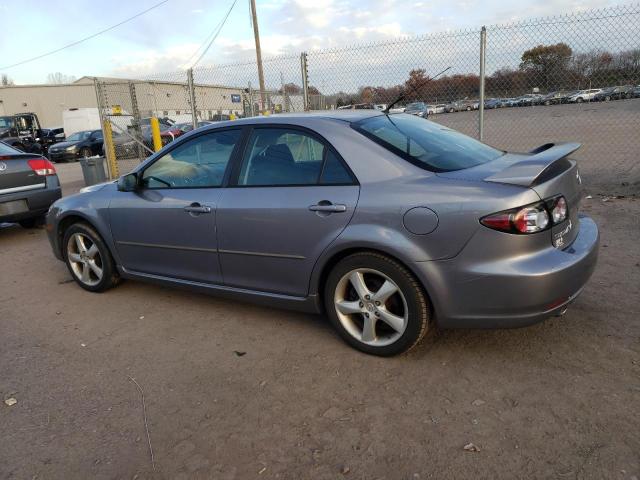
66,131,92,142
0,117,16,129
354,114,503,172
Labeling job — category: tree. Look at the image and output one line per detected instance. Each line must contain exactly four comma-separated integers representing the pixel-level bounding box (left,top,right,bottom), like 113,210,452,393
519,43,572,89
279,82,302,94
46,72,77,84
1,74,14,86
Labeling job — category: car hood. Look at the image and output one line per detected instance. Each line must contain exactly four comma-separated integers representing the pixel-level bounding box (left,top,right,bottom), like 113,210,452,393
50,140,81,150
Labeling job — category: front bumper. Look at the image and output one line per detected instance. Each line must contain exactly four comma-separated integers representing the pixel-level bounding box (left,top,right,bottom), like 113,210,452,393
49,150,79,162
0,176,62,223
414,215,599,328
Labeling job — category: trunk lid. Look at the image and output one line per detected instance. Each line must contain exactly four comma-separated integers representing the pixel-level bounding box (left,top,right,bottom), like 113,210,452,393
438,143,583,248
0,153,46,194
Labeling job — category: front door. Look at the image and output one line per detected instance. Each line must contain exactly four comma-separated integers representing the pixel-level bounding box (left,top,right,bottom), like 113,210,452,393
109,128,242,284
217,126,359,296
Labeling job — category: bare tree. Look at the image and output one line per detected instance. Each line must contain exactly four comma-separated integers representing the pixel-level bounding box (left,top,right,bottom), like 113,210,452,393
46,72,77,84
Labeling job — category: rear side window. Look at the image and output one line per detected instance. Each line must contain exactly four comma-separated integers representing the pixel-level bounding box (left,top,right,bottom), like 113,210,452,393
354,114,503,172
236,128,354,187
0,142,20,155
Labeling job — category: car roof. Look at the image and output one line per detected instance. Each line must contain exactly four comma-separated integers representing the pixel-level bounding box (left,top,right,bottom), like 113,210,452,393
212,110,385,127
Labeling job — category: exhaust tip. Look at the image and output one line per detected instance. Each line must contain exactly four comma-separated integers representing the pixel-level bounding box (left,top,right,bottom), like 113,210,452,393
556,307,569,317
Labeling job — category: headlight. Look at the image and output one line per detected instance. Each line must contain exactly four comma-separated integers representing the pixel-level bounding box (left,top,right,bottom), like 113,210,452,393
66,145,78,152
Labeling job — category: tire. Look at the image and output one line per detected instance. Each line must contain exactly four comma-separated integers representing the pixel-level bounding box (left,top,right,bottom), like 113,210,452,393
544,101,551,106
466,106,471,111
80,147,92,159
62,222,120,292
576,97,584,103
324,252,430,356
18,215,44,228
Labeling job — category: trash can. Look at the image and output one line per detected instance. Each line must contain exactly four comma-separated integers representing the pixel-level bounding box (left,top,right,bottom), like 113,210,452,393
79,157,107,186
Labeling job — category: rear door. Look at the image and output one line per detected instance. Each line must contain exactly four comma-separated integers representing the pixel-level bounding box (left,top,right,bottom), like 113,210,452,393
216,126,359,296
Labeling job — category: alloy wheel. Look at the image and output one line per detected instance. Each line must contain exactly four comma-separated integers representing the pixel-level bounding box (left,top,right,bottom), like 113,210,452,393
333,268,408,347
67,233,103,286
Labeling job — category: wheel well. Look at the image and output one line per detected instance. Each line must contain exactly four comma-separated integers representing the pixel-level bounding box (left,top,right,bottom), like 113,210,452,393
316,247,434,316
57,215,91,256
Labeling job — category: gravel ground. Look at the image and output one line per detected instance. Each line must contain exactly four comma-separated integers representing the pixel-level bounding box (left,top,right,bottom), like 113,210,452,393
1,163,639,480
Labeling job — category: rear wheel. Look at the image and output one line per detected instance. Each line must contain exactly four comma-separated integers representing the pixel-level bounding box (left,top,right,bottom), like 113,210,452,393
63,222,120,292
324,252,430,356
576,97,584,103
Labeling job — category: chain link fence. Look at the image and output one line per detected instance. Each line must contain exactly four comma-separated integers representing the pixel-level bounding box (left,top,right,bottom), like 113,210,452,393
95,3,640,192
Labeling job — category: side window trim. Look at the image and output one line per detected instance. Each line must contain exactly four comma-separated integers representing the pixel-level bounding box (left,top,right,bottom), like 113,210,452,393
138,127,245,190
228,124,358,188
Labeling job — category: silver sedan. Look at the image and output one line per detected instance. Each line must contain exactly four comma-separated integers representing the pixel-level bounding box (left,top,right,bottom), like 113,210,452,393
46,111,598,356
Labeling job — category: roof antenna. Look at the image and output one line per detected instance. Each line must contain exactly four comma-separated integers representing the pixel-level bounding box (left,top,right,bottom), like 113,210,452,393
384,66,452,114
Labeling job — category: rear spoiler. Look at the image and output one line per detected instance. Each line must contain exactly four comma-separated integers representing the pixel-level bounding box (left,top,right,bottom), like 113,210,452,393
485,142,581,187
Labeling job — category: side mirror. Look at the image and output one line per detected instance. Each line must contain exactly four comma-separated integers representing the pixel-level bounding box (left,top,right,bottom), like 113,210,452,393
117,173,139,192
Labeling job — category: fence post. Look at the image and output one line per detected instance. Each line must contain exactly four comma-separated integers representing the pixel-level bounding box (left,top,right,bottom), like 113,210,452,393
300,52,310,111
102,119,119,179
187,68,198,129
478,26,487,141
128,82,145,162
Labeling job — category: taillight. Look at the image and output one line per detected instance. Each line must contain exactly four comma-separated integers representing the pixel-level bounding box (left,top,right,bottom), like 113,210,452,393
27,158,56,176
481,196,567,234
549,196,567,223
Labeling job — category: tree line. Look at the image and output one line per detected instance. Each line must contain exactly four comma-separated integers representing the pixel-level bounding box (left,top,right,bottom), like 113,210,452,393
315,44,640,107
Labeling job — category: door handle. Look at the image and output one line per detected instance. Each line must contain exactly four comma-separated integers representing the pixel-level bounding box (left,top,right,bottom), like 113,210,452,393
184,203,211,214
309,202,347,213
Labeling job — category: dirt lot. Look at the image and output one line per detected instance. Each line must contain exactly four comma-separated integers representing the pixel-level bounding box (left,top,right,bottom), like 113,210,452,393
1,161,639,480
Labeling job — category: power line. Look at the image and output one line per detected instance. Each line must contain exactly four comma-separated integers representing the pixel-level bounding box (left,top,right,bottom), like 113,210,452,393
190,0,238,68
0,0,170,70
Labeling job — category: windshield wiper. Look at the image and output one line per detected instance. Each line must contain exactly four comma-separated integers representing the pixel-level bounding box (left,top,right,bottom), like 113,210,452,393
384,66,452,114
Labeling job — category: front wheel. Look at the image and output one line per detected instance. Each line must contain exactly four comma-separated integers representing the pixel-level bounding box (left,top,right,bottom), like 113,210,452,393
80,147,92,159
324,252,430,356
63,222,120,292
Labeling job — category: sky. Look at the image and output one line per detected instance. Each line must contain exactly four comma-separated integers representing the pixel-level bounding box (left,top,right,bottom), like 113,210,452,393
0,0,634,85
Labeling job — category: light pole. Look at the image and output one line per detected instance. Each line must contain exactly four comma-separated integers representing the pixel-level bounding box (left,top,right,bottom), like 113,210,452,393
250,0,266,114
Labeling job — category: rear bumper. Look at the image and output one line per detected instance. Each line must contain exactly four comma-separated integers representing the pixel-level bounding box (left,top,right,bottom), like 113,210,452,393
414,215,599,328
0,176,62,223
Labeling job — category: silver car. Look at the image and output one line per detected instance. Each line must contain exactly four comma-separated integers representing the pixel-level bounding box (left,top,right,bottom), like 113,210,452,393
46,112,599,356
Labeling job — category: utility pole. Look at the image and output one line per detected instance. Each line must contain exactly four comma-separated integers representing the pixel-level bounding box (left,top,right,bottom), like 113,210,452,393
250,0,266,114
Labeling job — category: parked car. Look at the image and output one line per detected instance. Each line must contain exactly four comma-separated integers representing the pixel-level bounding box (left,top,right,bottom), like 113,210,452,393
446,99,478,112
515,94,543,106
427,104,446,114
501,97,519,107
567,89,602,103
633,85,640,98
593,85,634,101
41,127,65,156
540,91,571,105
404,102,430,117
0,141,61,228
484,98,503,109
46,111,598,356
48,130,104,162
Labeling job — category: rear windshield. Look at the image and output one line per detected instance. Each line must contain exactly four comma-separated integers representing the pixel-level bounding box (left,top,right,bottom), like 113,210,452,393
0,142,19,155
354,114,503,172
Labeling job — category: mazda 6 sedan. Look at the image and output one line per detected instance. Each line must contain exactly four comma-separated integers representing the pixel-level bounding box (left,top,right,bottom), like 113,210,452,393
46,111,599,356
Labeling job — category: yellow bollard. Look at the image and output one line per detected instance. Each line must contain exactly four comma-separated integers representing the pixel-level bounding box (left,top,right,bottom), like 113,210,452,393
150,117,163,152
229,113,236,121
102,120,119,179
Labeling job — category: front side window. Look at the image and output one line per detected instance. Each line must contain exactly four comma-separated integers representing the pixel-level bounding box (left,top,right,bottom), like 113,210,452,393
354,114,503,172
142,129,240,188
237,128,326,186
